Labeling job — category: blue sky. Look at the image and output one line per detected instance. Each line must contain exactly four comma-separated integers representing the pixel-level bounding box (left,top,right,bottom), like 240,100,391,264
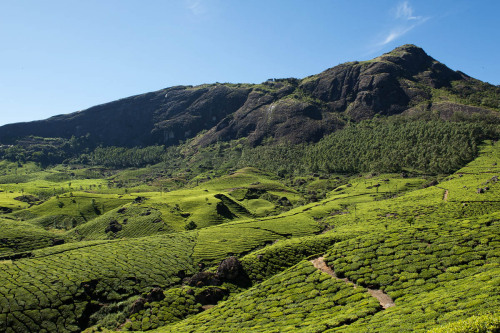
1,0,499,126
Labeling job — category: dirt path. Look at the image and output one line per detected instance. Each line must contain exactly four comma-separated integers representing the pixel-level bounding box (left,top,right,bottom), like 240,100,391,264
310,257,395,309
202,305,215,310
310,257,356,287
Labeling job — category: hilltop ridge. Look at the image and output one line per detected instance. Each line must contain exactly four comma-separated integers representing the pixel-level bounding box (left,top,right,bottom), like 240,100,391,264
0,44,498,148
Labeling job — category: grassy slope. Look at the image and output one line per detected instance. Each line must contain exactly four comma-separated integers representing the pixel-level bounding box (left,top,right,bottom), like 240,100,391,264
0,143,498,332
151,141,500,333
65,167,305,241
0,218,65,257
157,261,381,333
323,214,500,332
0,169,326,332
0,233,197,332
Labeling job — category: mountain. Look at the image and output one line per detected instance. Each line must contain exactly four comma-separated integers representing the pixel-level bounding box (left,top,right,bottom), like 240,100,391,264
0,44,498,147
0,45,499,333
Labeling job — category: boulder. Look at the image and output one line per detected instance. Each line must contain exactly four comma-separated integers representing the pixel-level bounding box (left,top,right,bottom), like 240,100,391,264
184,271,220,287
194,287,229,305
130,298,146,314
216,256,244,282
145,287,165,303
105,220,122,233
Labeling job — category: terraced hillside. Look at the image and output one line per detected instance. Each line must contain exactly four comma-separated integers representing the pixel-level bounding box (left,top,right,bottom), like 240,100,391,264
0,141,497,332
0,166,329,332
146,141,500,333
0,44,499,332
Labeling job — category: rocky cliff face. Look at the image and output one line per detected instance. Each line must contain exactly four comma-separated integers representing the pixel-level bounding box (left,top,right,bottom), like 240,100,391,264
0,85,251,147
0,45,496,147
298,44,464,120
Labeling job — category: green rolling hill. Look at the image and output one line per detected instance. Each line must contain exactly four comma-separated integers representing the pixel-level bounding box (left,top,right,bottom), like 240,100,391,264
0,44,499,332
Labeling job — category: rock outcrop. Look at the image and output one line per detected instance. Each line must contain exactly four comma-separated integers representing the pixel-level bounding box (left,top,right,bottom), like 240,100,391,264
0,45,497,148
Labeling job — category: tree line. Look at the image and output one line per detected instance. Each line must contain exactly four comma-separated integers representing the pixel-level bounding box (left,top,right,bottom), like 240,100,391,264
237,118,499,175
0,117,498,176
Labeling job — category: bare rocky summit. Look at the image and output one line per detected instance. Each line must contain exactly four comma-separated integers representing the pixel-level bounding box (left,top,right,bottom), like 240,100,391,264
0,45,497,147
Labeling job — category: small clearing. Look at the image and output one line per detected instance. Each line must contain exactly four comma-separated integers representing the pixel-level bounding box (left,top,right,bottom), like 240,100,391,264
310,256,395,309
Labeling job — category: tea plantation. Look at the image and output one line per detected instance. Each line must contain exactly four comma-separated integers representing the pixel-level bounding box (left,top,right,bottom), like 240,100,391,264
0,233,197,332
0,142,498,332
157,260,381,332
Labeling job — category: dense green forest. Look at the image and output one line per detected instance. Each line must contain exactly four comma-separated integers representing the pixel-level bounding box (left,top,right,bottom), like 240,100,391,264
2,117,498,179
239,118,499,175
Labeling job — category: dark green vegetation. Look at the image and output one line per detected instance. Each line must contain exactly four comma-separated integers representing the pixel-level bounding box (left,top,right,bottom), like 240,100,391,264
0,45,499,332
242,118,498,175
160,261,381,332
1,44,500,171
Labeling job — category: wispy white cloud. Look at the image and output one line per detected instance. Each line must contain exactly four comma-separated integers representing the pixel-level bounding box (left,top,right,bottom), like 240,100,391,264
381,21,427,45
185,0,205,16
376,1,429,47
396,1,421,20
382,27,409,45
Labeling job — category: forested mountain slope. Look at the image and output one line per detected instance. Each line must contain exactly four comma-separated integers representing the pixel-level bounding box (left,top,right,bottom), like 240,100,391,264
0,44,498,148
0,45,499,333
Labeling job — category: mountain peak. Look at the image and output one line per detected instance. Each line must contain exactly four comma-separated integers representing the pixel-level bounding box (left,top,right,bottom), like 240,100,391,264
0,45,496,148
380,44,429,60
388,44,426,54
375,44,434,71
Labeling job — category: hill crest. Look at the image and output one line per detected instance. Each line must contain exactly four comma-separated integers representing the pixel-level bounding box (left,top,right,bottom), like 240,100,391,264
0,44,498,148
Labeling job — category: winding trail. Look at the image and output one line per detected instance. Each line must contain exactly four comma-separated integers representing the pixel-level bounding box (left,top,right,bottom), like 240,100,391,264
435,186,449,201
310,257,395,309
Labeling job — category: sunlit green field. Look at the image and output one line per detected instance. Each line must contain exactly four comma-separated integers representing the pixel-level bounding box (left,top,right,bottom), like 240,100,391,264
0,142,499,332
